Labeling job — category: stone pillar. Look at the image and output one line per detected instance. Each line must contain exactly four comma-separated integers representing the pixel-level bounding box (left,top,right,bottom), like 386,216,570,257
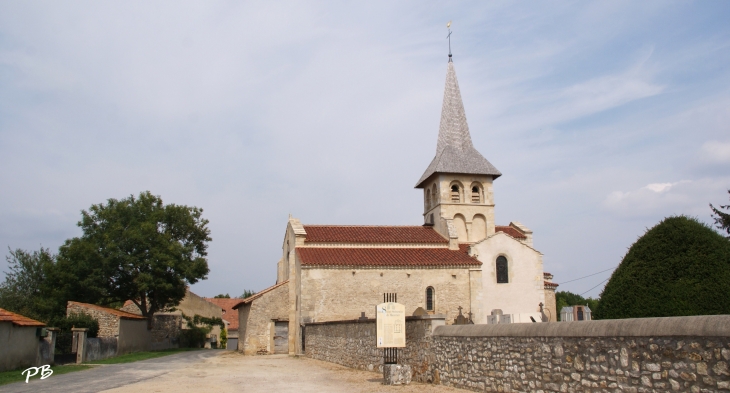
383,364,412,385
46,328,60,365
72,328,89,364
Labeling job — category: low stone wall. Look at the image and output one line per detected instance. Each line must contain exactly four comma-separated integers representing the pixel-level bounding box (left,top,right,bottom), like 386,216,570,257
305,315,730,392
84,337,118,362
432,315,730,392
304,315,444,380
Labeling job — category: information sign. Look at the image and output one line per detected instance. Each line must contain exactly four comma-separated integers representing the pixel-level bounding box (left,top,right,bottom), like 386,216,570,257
376,302,406,348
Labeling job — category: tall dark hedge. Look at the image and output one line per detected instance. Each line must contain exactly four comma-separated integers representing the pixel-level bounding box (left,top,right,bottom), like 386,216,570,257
594,216,730,319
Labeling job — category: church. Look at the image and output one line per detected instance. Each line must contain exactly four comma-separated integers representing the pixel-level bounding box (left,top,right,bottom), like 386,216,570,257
234,57,558,356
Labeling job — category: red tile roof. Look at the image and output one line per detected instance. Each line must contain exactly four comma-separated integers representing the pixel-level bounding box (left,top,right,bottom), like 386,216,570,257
232,281,289,309
544,281,559,289
0,308,45,327
204,298,241,330
495,226,526,239
303,225,448,244
68,301,146,320
297,246,480,267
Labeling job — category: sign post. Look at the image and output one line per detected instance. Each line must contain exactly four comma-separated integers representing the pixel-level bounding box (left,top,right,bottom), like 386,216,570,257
376,293,410,385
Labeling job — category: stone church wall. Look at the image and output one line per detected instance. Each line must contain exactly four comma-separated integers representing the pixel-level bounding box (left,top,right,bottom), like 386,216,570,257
238,283,289,355
305,315,730,391
300,267,475,325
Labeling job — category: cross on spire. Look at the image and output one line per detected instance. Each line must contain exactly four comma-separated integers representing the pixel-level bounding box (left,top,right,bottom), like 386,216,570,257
446,21,453,62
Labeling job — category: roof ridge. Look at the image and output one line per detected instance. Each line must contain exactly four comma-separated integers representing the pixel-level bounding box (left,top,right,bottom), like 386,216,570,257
303,225,433,228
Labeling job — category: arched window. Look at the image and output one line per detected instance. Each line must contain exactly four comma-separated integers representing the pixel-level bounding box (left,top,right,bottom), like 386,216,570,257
426,287,435,311
426,191,431,209
471,186,481,203
496,256,508,283
432,185,438,206
451,185,460,202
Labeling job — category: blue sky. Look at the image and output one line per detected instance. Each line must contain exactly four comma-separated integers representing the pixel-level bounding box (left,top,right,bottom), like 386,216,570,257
1,1,729,298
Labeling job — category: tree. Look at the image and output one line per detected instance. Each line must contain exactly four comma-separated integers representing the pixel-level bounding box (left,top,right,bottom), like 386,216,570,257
214,293,231,298
555,291,599,321
711,190,730,238
0,248,57,321
56,191,212,328
239,289,256,299
594,216,730,319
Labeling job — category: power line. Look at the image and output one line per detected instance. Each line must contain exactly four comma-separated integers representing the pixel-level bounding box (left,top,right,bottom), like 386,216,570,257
580,277,610,297
561,266,616,284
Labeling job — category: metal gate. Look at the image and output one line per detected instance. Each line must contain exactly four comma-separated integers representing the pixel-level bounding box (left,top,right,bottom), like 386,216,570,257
273,321,288,354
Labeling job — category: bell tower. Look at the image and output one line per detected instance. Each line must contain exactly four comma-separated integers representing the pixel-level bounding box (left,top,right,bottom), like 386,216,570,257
416,60,501,247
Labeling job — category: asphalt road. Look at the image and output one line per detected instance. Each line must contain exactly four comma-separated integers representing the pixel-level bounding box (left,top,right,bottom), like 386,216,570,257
2,350,223,393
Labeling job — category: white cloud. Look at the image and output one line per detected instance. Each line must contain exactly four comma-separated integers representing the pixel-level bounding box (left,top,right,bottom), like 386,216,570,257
702,141,730,163
602,179,727,218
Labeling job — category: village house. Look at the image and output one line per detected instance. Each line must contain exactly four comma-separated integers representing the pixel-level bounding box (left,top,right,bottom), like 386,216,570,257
204,297,241,349
235,59,558,356
67,301,150,355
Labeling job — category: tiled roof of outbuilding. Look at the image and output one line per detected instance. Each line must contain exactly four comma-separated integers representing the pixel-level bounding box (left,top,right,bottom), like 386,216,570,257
68,301,146,320
204,298,241,330
232,280,289,310
0,308,45,327
297,245,480,267
303,225,448,244
495,226,526,239
544,281,559,289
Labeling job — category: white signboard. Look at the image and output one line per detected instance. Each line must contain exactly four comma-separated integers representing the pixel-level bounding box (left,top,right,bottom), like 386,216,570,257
376,302,406,348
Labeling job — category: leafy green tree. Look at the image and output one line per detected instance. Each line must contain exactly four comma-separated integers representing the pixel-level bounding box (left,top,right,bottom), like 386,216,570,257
214,293,231,298
238,289,256,299
0,248,57,321
56,191,212,328
595,216,730,319
711,190,730,238
555,291,599,321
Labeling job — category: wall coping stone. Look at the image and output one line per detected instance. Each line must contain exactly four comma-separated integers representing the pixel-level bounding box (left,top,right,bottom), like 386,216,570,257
434,315,730,338
305,314,446,326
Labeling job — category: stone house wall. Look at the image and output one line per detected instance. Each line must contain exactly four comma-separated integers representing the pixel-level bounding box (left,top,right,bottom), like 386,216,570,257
237,282,289,355
66,303,120,337
304,315,730,391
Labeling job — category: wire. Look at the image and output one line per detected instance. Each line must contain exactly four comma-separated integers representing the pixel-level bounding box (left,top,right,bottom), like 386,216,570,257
580,277,610,297
561,266,616,284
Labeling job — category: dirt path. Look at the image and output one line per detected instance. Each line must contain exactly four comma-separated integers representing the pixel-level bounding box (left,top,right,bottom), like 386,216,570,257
102,352,462,393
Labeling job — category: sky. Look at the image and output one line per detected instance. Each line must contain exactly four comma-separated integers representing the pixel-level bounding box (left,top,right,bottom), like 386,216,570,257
1,1,729,299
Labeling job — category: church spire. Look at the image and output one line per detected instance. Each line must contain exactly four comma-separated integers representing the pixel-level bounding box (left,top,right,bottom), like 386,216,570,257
415,61,501,188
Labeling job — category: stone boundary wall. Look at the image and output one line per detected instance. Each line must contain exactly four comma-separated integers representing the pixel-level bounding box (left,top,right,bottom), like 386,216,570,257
304,315,445,381
305,315,730,392
432,315,730,392
84,337,118,362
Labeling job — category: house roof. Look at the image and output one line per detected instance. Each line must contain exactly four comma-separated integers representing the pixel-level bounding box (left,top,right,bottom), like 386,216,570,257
495,226,526,239
232,280,289,310
303,225,448,244
297,245,480,267
416,61,501,188
68,301,146,320
204,298,241,330
0,308,45,327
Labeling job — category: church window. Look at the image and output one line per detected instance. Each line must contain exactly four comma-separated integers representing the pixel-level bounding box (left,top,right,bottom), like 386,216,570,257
471,186,480,203
426,287,435,311
426,191,431,209
432,185,438,205
496,256,508,283
451,185,460,202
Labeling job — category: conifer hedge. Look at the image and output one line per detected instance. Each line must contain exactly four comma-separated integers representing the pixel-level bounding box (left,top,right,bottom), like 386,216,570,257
594,216,730,320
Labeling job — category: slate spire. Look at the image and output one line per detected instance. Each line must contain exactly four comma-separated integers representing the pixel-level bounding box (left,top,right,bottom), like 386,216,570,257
415,61,501,188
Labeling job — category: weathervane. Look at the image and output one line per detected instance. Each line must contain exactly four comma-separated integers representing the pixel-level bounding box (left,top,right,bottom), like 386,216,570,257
446,20,452,62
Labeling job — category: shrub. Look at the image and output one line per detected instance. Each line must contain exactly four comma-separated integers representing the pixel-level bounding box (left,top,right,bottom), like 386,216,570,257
595,216,730,319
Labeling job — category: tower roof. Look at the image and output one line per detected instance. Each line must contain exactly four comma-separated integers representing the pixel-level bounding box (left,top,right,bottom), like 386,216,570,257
415,61,501,188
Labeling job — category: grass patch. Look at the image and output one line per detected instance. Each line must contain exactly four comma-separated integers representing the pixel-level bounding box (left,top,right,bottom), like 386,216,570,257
0,364,92,386
86,347,204,365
